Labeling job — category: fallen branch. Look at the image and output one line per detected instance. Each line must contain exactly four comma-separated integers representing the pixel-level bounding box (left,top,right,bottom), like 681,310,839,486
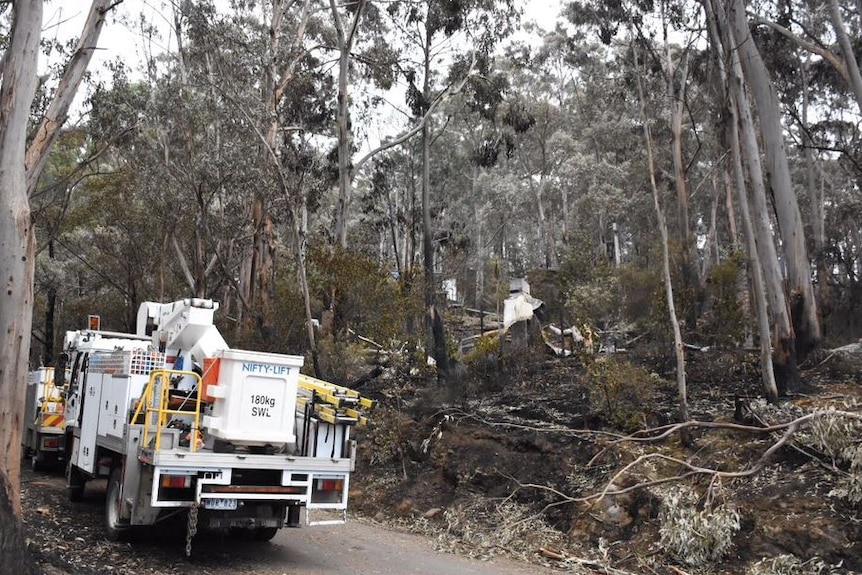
586,414,825,467
443,407,622,440
586,418,801,507
503,410,862,523
537,546,641,575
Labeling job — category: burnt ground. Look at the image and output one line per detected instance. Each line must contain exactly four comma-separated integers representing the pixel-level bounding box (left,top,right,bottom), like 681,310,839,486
349,344,862,574
21,343,862,574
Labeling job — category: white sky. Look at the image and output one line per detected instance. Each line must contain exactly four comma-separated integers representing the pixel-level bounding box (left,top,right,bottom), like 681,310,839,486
46,0,563,125
46,0,562,73
42,1,177,79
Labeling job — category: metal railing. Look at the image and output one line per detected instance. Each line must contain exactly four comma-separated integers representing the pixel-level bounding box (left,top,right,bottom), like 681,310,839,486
132,369,204,452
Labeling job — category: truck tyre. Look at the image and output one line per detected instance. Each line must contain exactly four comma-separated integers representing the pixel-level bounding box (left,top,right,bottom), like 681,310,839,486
105,469,130,541
31,455,44,472
68,465,85,502
254,527,278,542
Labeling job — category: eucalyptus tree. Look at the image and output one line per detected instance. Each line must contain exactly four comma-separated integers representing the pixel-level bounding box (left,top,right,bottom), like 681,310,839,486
0,1,114,569
751,0,862,115
564,0,723,329
502,47,570,271
746,0,862,328
126,0,336,354
329,0,399,248
499,31,644,273
384,0,518,380
360,147,422,279
727,0,821,362
703,0,779,402
697,0,811,393
634,38,691,428
140,3,274,313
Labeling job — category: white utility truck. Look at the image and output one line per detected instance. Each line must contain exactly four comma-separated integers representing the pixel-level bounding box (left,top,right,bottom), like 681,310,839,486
23,366,67,470
63,298,372,554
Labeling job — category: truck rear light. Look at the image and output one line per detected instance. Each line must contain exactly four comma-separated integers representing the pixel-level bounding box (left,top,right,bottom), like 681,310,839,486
316,478,343,492
161,474,192,489
42,437,60,449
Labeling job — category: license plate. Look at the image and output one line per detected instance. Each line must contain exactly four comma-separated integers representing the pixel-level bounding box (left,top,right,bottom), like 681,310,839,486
202,498,238,510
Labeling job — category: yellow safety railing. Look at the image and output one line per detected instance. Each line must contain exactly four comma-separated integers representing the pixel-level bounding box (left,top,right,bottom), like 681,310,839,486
132,369,204,453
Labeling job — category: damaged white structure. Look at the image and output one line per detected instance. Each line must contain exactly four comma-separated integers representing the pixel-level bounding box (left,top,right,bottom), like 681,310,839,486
503,278,543,329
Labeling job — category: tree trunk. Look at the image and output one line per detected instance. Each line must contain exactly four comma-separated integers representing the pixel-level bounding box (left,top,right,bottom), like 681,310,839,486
700,183,720,279
801,58,829,308
247,0,312,341
728,116,779,403
667,46,690,240
43,241,57,367
730,0,820,361
707,0,779,400
25,0,111,194
714,0,797,394
828,0,862,113
472,167,485,309
331,0,363,249
532,178,558,270
0,2,43,572
663,24,701,329
722,165,739,243
421,31,450,381
294,196,321,378
635,44,689,436
45,289,56,367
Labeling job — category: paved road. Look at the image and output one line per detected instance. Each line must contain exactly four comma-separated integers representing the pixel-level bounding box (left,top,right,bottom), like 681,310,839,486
24,467,562,575
241,520,562,575
219,520,560,575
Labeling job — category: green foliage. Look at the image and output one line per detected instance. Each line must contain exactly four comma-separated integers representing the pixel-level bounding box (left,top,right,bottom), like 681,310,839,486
585,356,659,431
309,246,419,343
702,253,746,347
559,240,621,330
314,338,374,387
460,333,502,391
364,407,404,466
230,267,309,353
796,408,862,504
658,486,741,566
617,264,661,330
466,332,501,360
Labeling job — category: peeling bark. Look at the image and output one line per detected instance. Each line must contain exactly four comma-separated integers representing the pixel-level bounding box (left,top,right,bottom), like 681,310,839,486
730,0,821,361
0,2,43,571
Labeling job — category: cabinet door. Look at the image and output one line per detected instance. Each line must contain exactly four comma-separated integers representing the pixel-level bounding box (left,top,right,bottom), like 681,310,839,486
78,372,104,473
98,375,131,439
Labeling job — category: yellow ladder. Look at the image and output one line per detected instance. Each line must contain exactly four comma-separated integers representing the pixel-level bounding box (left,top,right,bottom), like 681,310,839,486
297,374,374,426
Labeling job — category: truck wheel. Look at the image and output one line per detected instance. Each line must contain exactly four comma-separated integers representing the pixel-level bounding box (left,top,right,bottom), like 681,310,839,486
105,469,130,541
31,455,44,472
68,465,85,502
254,527,278,542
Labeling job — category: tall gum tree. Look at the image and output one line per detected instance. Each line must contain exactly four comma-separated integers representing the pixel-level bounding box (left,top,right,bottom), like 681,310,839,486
729,0,821,365
0,5,42,570
1,0,112,568
703,0,778,402
709,0,799,393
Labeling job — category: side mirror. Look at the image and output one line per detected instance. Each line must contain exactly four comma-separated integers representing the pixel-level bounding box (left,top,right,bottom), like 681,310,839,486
54,352,70,386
